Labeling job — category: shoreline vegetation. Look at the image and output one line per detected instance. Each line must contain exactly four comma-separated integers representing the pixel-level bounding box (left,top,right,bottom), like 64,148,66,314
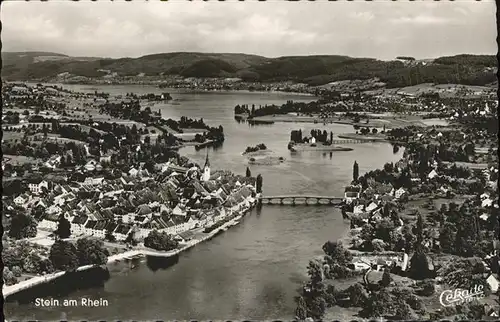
288,129,354,152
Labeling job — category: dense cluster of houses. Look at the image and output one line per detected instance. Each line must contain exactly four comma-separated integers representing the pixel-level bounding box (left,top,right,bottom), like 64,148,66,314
5,155,257,243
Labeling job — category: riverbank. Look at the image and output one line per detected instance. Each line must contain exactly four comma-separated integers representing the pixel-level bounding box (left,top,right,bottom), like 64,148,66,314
250,114,429,128
337,133,389,142
3,202,255,300
290,144,353,152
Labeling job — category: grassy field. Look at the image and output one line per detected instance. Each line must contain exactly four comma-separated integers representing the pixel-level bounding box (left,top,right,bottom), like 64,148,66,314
443,161,489,170
179,128,206,134
2,131,25,141
3,154,44,165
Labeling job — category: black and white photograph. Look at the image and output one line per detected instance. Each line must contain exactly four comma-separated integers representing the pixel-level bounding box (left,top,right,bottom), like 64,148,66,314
1,1,499,321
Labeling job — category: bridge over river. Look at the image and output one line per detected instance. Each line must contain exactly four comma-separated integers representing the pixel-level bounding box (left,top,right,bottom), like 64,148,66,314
258,195,344,206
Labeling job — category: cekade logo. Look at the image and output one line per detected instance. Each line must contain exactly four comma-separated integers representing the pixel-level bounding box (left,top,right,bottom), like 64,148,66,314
439,284,485,307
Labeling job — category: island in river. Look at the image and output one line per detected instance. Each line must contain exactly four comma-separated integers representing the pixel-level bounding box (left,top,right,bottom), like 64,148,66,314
243,147,286,166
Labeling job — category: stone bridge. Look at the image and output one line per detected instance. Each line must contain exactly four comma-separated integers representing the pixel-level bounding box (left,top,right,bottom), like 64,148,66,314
258,195,344,206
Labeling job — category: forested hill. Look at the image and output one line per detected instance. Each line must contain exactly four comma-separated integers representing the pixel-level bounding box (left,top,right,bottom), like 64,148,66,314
2,51,497,88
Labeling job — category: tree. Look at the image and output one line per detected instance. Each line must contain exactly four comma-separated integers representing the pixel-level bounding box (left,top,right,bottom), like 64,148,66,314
295,295,308,320
23,253,54,274
409,249,430,280
105,229,116,242
393,298,414,320
439,222,456,254
256,174,263,193
362,288,394,318
144,230,179,251
3,267,18,286
348,283,369,307
414,213,425,246
299,259,327,319
322,241,353,266
417,279,435,296
125,230,137,246
55,214,71,239
353,161,359,182
12,266,22,277
381,267,392,287
76,238,109,266
324,284,338,306
246,167,252,178
8,213,37,239
307,295,326,319
49,240,79,271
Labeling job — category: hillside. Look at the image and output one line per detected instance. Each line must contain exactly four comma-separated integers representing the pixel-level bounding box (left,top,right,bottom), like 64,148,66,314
1,51,497,88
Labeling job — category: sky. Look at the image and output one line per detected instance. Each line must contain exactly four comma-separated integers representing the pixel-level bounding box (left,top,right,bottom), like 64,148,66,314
1,1,497,60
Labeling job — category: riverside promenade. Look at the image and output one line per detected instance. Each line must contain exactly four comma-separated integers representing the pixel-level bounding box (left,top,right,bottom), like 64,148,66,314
3,209,250,300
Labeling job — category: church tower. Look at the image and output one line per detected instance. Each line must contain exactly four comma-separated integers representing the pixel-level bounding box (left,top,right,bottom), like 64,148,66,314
202,151,211,182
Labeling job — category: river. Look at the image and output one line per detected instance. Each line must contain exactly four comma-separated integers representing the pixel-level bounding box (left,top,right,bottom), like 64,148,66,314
5,85,404,320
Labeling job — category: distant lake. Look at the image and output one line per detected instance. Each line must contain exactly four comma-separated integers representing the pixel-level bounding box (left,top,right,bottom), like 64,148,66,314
5,84,404,321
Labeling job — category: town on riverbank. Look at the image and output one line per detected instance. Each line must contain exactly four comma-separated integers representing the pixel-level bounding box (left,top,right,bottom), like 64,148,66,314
293,89,499,320
2,82,263,299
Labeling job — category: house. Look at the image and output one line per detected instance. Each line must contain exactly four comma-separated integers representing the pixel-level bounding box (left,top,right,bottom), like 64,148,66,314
39,213,60,231
428,169,438,179
371,210,383,221
486,274,499,293
366,202,379,213
84,220,97,236
136,204,152,216
83,177,105,186
439,186,449,194
479,213,490,221
93,221,107,238
352,204,365,214
394,188,407,199
71,215,89,236
36,199,47,208
100,155,112,163
14,194,29,206
85,160,98,172
114,224,132,241
129,167,139,177
11,86,30,95
344,185,362,203
44,156,61,169
482,198,493,208
348,261,371,271
172,204,186,217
